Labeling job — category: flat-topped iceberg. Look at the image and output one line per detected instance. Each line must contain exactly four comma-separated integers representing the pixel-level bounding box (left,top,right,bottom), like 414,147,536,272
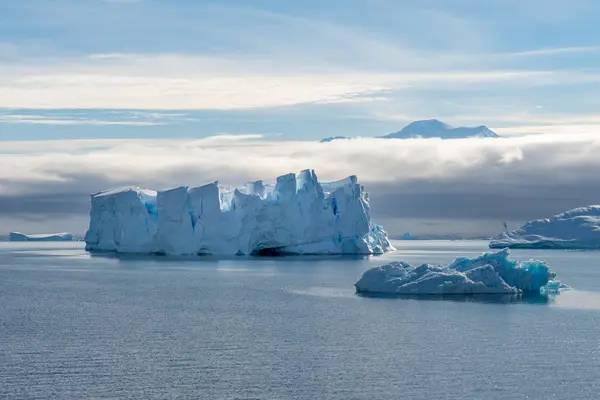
355,249,559,295
84,169,395,256
490,206,600,249
9,232,74,242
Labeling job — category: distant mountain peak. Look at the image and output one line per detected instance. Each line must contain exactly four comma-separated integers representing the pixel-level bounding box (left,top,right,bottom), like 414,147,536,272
318,119,499,143
382,119,499,139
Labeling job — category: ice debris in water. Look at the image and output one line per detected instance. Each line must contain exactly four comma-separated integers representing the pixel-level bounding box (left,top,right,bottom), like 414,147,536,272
355,249,566,295
84,169,395,256
540,280,571,295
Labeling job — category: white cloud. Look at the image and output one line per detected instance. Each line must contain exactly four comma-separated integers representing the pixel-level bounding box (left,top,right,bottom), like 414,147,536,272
503,46,600,57
0,53,592,110
0,110,189,126
315,96,392,104
4,133,600,236
495,124,600,135
449,114,600,136
2,133,600,195
0,114,164,126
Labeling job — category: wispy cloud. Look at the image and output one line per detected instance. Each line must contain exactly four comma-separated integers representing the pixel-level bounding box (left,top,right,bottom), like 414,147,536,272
0,114,163,126
1,53,595,110
315,96,392,105
495,124,600,135
0,110,188,126
506,46,600,57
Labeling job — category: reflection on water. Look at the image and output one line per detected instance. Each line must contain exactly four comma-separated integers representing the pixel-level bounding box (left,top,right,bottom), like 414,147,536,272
356,290,600,309
287,286,357,299
549,290,600,310
355,291,553,305
88,249,371,263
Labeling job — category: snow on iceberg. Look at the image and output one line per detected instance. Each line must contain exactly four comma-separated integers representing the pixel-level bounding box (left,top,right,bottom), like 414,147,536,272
355,249,558,295
490,206,600,249
9,232,74,242
84,169,395,256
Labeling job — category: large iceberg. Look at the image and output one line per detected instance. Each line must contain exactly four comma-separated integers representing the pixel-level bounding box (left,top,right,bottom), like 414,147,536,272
490,206,600,249
355,249,557,295
84,170,395,255
9,232,74,242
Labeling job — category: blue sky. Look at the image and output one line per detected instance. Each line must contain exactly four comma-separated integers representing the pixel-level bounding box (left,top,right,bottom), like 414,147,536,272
2,0,600,140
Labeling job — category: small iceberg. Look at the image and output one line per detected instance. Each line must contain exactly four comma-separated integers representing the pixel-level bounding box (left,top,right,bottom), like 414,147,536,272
355,249,566,295
540,280,571,295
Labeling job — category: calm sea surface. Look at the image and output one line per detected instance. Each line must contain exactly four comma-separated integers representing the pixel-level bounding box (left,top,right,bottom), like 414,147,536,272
1,240,599,399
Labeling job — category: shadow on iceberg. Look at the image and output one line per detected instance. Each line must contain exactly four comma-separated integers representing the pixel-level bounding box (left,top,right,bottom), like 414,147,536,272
355,291,552,305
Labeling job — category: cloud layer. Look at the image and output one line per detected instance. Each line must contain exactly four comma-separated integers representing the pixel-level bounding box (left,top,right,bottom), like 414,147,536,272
2,53,572,110
3,134,600,236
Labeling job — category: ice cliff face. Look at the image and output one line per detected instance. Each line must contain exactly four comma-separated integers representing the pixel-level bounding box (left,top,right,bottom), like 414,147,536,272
84,170,395,255
490,206,600,249
355,249,559,295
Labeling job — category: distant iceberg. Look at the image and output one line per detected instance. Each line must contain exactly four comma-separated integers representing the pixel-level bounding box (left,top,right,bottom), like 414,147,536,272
355,249,560,295
490,206,600,249
85,169,395,256
9,232,74,242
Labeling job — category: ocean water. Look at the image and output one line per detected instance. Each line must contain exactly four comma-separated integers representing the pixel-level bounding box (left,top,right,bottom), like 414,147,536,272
1,240,599,399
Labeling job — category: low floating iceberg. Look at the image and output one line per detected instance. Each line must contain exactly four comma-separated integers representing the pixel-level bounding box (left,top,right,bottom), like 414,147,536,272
84,169,395,256
540,280,571,295
9,232,74,242
490,206,600,249
355,249,560,295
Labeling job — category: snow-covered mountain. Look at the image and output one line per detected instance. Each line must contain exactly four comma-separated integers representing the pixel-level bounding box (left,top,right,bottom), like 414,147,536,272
382,119,499,139
318,119,499,142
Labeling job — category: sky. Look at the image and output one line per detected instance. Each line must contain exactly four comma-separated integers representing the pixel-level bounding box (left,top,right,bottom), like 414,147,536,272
2,0,600,237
